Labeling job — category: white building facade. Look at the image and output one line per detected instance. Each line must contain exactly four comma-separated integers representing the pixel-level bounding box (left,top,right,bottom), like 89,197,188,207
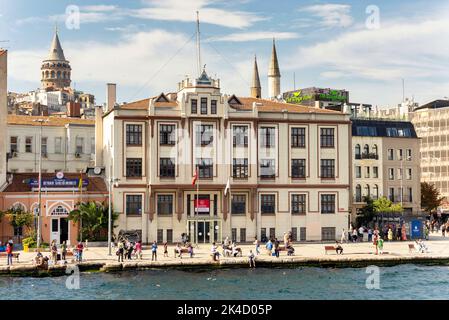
98,71,352,244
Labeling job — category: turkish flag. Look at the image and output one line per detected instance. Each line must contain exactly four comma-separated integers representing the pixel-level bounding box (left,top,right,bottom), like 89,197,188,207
192,167,198,186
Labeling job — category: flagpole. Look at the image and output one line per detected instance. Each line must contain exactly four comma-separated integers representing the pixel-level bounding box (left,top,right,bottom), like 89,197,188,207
196,164,199,246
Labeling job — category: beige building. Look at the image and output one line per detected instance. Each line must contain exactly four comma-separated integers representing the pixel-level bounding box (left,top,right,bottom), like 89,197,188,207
97,60,351,244
6,115,95,173
409,100,449,203
0,50,7,190
351,119,421,218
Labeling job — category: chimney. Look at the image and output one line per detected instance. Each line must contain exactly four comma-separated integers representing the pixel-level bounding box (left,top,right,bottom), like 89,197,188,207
107,83,117,111
67,101,81,117
95,106,103,166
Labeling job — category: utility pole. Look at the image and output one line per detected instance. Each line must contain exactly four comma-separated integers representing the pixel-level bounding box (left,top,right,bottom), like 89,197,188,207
196,11,202,77
33,118,48,248
108,177,119,255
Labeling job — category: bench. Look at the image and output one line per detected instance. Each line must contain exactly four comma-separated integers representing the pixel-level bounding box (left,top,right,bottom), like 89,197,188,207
222,246,242,257
408,244,416,253
324,246,336,255
174,247,190,256
0,252,20,262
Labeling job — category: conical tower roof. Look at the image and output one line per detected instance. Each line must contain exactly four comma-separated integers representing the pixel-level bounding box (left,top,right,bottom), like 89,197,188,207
46,30,66,61
251,55,261,89
268,38,280,77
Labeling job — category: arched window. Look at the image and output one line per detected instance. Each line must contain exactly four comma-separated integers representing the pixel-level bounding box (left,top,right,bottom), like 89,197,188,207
373,144,378,157
50,205,69,216
355,184,362,202
63,71,66,79
45,71,49,79
364,185,370,198
51,71,55,79
11,203,26,212
373,185,379,199
363,144,369,156
355,144,361,159
57,71,61,79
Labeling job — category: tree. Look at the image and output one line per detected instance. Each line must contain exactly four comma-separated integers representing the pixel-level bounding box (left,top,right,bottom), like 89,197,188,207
421,182,444,215
3,206,34,236
373,197,403,213
69,202,119,241
356,196,376,226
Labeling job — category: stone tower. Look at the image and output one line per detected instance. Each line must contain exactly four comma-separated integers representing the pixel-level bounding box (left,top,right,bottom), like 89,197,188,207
41,29,71,90
0,50,7,189
250,55,262,99
268,38,281,100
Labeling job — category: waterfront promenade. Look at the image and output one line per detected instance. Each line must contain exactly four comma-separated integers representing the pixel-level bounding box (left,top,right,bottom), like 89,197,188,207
2,234,449,275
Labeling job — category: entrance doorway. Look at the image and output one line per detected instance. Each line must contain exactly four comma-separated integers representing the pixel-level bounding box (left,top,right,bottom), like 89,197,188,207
50,217,70,245
187,219,222,244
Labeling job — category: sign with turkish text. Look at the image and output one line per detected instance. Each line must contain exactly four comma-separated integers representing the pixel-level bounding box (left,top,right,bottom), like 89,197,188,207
195,199,210,213
29,178,88,189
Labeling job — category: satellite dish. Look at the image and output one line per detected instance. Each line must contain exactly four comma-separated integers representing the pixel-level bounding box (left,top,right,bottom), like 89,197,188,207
94,167,102,175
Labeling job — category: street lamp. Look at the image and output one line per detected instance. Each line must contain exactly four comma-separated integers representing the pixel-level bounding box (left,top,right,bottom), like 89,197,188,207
108,177,119,256
33,118,49,248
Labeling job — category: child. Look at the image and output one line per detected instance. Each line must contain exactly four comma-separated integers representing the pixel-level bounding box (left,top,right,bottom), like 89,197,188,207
188,244,194,258
377,237,384,255
248,250,256,268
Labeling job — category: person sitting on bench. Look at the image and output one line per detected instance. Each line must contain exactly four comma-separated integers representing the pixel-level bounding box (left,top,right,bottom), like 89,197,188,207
335,241,343,255
287,246,295,256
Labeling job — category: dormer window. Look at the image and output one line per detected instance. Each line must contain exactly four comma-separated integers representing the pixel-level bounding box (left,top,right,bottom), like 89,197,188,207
191,99,197,114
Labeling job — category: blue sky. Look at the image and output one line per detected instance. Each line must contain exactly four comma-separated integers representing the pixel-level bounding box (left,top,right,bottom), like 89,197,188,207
1,0,448,107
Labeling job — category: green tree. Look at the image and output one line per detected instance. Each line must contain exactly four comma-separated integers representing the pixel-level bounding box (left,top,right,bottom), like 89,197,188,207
69,202,118,241
421,182,444,215
3,206,34,236
356,196,376,226
373,197,403,213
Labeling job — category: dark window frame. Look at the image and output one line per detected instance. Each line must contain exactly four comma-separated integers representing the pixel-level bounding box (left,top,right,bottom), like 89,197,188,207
197,158,213,178
233,126,248,147
159,124,176,146
157,194,174,216
126,124,143,146
196,124,214,146
231,194,246,215
126,194,143,215
291,159,306,178
260,127,275,148
320,159,335,178
321,194,336,214
320,128,335,148
160,158,175,178
200,98,208,115
291,194,306,215
126,158,142,177
233,158,248,178
260,159,275,179
211,100,217,114
291,127,306,148
261,194,276,214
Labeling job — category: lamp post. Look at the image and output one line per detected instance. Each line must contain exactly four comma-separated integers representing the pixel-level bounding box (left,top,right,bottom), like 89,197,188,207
33,118,48,248
108,177,119,256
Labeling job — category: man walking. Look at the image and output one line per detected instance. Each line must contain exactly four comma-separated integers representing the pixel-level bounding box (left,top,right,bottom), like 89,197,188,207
6,242,13,266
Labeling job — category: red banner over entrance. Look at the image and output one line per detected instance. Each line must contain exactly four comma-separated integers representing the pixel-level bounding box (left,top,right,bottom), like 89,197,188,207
195,199,210,213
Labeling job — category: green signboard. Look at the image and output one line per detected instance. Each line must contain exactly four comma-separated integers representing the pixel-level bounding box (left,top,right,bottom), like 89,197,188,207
284,88,349,105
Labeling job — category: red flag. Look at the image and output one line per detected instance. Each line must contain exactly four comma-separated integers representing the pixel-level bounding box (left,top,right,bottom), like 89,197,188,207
192,167,198,186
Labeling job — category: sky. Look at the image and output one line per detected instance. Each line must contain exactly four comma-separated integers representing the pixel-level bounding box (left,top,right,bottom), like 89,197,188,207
1,0,449,107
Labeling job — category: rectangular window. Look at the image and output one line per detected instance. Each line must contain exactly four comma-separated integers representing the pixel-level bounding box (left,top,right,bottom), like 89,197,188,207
197,158,213,178
269,228,276,239
260,159,275,179
389,168,394,180
200,98,208,114
300,227,307,241
406,149,412,161
320,128,335,148
233,126,248,147
233,158,248,178
397,168,403,180
407,168,412,180
260,127,275,148
231,195,246,215
211,100,217,114
41,137,48,156
365,166,370,178
126,124,142,145
261,194,276,214
76,137,84,154
397,149,403,161
291,194,306,215
355,166,362,178
291,159,306,178
91,137,95,154
389,188,395,202
157,229,163,243
373,166,379,178
320,159,335,178
232,228,237,243
388,149,394,160
10,137,18,153
126,158,142,177
321,227,336,241
160,158,175,178
196,125,213,146
291,228,298,242
157,195,173,215
261,228,267,241
167,229,173,243
408,188,413,202
291,128,306,148
240,228,246,243
160,124,176,145
126,195,142,215
13,226,23,237
321,194,336,214
25,137,32,153
191,99,197,114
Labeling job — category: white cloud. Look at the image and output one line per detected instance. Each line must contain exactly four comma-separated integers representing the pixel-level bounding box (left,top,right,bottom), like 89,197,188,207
207,31,299,42
299,4,353,28
131,0,267,29
81,5,118,12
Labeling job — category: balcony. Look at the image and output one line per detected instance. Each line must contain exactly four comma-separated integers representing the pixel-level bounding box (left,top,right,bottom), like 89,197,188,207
361,153,379,160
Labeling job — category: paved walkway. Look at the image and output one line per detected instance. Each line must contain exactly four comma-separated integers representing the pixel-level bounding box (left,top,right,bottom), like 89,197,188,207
3,233,449,267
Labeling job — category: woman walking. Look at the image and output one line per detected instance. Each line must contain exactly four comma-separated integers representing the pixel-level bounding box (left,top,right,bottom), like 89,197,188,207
151,241,158,261
163,242,168,257
51,240,58,264
253,237,260,255
387,228,393,242
135,241,142,260
117,241,124,262
61,241,67,261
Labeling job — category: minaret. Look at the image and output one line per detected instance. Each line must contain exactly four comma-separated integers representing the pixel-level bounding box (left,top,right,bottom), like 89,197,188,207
250,55,261,98
0,50,7,189
41,28,72,90
268,38,281,100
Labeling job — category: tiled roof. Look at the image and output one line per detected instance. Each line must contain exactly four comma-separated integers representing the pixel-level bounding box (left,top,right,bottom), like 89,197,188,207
120,98,150,110
7,115,94,126
233,97,342,114
3,173,107,193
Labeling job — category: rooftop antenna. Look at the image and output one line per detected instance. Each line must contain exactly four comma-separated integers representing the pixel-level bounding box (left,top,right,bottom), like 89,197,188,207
293,72,296,90
196,11,202,77
402,78,405,102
